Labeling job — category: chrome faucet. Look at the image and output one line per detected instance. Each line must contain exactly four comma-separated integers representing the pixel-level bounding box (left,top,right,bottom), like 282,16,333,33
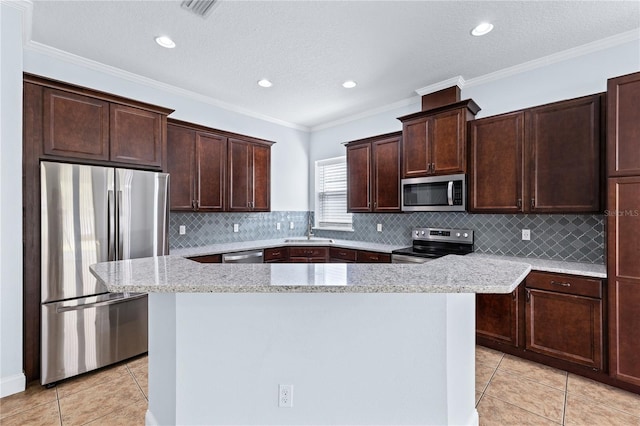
307,215,314,239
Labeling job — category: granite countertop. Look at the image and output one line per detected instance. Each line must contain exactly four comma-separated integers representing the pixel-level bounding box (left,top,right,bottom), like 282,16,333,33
170,238,605,279
468,253,606,278
170,238,406,257
90,254,531,294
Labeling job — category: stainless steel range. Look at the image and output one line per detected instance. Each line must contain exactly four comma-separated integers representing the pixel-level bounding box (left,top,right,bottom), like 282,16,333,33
391,227,474,264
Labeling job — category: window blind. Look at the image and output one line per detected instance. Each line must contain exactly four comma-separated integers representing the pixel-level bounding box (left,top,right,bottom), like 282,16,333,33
316,157,352,229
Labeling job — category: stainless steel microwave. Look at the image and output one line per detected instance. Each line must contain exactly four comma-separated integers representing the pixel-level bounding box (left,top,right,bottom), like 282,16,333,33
401,174,466,212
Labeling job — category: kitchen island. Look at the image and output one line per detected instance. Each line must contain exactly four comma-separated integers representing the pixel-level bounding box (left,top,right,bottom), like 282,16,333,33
91,255,530,426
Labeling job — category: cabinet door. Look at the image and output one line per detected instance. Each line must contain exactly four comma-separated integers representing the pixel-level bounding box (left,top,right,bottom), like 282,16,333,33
110,104,163,167
476,290,520,348
372,136,401,212
188,254,222,263
607,72,640,177
252,143,271,212
469,112,525,213
196,133,226,211
43,88,110,161
347,143,371,212
431,108,466,175
527,95,601,213
402,117,431,178
227,138,252,211
526,288,603,370
167,125,196,211
356,251,391,263
607,177,640,385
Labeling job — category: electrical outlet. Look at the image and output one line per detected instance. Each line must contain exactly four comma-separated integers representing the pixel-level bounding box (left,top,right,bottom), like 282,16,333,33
233,224,239,233
179,225,186,235
289,221,294,230
376,223,383,232
276,222,281,230
278,384,293,408
522,229,531,241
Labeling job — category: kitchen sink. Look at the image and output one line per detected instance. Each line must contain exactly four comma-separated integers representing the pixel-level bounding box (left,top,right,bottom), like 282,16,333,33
284,238,335,244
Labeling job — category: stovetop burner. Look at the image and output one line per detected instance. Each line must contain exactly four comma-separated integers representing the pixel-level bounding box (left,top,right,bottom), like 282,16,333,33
392,227,474,259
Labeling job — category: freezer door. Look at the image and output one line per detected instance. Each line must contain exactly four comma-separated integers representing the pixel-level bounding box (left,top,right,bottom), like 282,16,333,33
40,293,148,385
116,169,169,260
41,162,112,303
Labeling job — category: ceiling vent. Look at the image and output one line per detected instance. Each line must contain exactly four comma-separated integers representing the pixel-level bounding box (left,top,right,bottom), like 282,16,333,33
181,0,219,18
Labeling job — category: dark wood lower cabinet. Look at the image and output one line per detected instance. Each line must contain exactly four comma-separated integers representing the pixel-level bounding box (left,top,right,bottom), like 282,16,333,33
476,287,521,348
188,254,222,263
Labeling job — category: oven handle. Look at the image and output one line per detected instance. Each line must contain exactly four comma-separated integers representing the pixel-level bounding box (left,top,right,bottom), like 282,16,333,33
447,181,454,206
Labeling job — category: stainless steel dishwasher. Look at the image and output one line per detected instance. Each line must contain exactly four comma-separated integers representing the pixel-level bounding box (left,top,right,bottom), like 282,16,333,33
222,250,264,263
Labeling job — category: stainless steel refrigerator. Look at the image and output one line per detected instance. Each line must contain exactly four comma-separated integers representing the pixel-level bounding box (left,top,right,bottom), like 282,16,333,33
40,161,169,385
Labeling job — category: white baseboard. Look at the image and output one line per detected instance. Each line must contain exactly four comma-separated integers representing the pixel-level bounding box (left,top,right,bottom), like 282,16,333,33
145,409,159,426
0,373,26,398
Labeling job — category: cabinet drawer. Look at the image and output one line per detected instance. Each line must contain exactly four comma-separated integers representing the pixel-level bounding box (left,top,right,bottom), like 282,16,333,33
264,247,288,262
356,250,391,263
188,254,222,263
329,248,357,262
526,271,602,299
288,247,328,259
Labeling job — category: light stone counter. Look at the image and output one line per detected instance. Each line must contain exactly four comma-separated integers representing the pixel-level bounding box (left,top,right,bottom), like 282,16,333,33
169,238,405,257
90,254,530,294
469,253,606,278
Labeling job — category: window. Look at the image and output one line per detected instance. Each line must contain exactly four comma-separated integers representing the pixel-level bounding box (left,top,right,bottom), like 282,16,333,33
315,156,352,230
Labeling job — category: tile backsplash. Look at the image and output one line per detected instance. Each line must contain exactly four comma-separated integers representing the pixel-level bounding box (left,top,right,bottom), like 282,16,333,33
169,211,605,264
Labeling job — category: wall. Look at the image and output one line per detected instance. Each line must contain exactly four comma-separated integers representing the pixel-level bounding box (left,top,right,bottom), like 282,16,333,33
0,1,26,397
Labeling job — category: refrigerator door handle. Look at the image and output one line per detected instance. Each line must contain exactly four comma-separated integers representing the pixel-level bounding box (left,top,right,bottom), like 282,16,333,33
117,190,124,260
56,293,146,313
108,189,116,261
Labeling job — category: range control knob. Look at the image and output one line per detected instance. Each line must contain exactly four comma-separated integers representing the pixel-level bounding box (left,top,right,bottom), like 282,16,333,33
456,233,461,237
420,231,425,236
415,231,419,236
463,233,469,238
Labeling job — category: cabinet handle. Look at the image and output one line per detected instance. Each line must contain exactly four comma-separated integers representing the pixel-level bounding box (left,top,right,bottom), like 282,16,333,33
339,252,346,256
272,251,280,256
517,198,522,208
374,201,377,208
526,288,530,303
531,198,535,208
196,200,200,209
512,290,517,300
371,256,379,261
431,163,435,174
551,280,571,287
192,200,196,209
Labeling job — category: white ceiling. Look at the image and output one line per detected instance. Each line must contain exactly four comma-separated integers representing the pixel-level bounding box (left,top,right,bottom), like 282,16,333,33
30,1,640,129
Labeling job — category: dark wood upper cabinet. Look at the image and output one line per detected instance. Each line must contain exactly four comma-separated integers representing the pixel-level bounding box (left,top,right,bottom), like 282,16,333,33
227,138,272,212
43,88,110,161
469,112,525,212
346,132,401,213
527,95,602,213
398,100,480,178
167,123,226,212
607,72,640,177
110,104,163,167
346,142,371,212
31,74,172,168
167,124,196,210
469,94,602,214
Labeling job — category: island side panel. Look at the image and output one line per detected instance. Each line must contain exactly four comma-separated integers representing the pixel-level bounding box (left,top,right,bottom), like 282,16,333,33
145,292,477,425
147,294,177,425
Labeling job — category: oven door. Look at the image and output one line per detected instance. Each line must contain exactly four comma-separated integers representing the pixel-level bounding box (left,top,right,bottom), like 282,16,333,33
401,174,466,212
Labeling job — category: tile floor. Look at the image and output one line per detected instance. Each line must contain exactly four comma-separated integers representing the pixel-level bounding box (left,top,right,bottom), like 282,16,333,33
1,347,639,425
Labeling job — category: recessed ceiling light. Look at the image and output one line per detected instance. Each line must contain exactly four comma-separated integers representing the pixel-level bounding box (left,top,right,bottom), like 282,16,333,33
257,79,273,88
155,36,176,48
471,22,494,37
342,80,357,89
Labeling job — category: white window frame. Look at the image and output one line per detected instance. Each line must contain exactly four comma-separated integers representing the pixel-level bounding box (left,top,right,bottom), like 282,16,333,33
314,156,353,231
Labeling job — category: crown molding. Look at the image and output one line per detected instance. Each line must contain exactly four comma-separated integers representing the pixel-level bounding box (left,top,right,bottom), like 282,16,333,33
22,40,310,132
415,76,466,96
464,29,640,88
310,96,420,132
1,0,33,43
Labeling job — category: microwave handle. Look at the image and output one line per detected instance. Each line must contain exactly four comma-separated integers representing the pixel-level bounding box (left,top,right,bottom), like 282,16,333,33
447,181,454,206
